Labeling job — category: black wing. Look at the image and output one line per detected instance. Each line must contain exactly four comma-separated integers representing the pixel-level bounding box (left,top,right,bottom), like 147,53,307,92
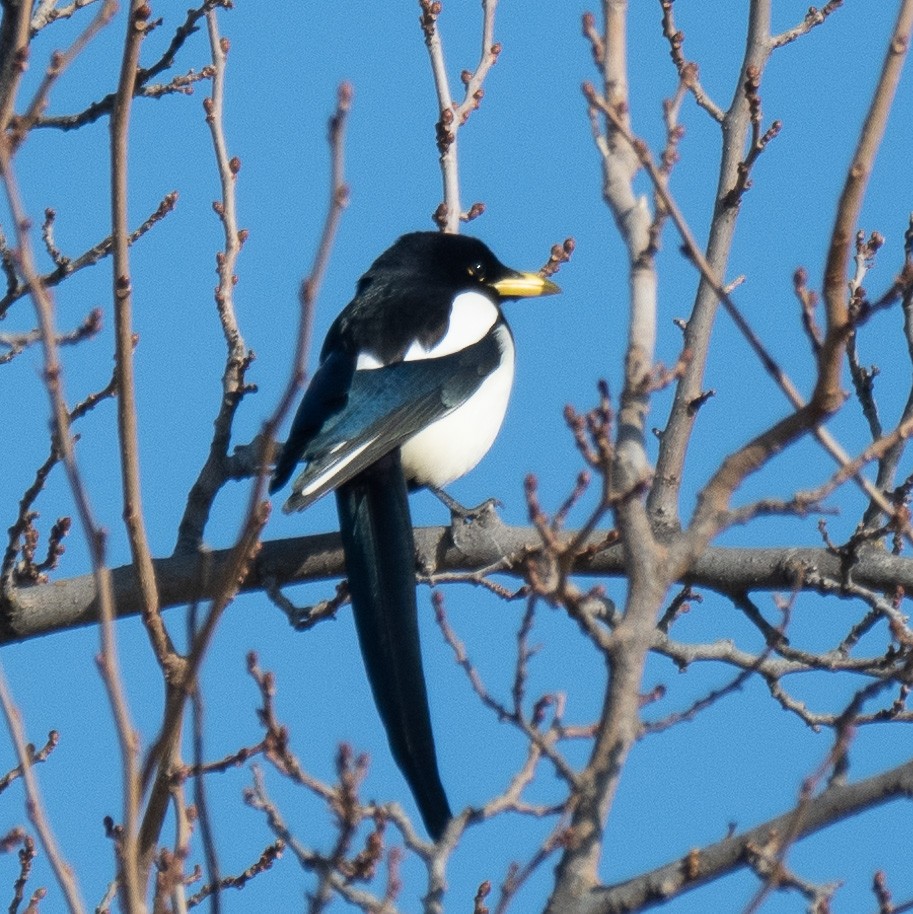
270,348,355,495
277,332,500,513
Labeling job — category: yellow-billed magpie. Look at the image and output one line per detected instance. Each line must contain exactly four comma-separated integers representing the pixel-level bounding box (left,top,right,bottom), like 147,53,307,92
270,231,559,839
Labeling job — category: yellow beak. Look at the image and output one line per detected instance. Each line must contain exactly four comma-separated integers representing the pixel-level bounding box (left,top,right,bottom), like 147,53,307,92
490,271,561,299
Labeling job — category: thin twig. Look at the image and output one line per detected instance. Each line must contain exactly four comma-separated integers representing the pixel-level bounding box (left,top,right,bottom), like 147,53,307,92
185,841,284,908
657,0,724,122
0,105,136,914
0,307,101,365
10,0,117,147
583,84,907,532
0,731,58,794
771,1,844,48
0,191,178,321
173,14,253,554
420,0,500,231
108,0,157,901
33,1,228,131
0,666,84,913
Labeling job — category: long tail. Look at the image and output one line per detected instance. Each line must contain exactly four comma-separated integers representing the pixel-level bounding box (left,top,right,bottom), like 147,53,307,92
335,450,452,840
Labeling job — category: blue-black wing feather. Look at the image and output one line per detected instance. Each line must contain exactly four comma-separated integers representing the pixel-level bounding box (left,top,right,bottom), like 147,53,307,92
277,332,500,512
270,349,355,495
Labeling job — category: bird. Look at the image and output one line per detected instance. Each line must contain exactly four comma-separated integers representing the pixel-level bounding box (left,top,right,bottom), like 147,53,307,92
270,231,560,840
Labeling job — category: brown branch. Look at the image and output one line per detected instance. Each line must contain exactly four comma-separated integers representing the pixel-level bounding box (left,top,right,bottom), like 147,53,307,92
9,0,117,148
657,0,724,122
646,0,777,530
0,731,58,794
185,840,284,908
434,591,581,790
173,16,252,555
176,72,350,552
590,756,913,913
720,65,781,208
771,1,844,48
111,0,165,658
108,1,158,903
12,528,913,643
140,64,214,98
454,0,499,125
244,768,404,914
9,830,36,914
32,0,227,131
420,0,500,232
0,191,178,321
0,86,136,914
0,223,16,294
721,413,913,530
863,242,913,527
0,0,31,133
0,668,84,913
794,266,822,355
247,70,350,496
818,0,913,408
0,306,101,364
2,363,115,584
135,8,246,875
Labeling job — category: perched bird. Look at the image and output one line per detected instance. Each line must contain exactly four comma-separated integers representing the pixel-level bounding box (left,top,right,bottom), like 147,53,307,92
270,231,560,840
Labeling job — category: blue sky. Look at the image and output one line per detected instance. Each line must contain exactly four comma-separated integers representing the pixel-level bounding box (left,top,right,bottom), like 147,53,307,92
2,2,913,911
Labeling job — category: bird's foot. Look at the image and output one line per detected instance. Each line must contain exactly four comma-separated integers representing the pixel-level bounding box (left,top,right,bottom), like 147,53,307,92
268,579,348,631
428,485,502,527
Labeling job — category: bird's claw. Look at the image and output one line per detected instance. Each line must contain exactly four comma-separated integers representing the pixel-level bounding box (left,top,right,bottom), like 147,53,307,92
429,486,503,527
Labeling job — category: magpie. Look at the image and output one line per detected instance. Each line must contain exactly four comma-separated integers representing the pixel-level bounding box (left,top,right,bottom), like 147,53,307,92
270,231,559,840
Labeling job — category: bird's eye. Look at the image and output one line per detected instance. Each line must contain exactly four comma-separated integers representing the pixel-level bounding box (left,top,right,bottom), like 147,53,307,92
467,262,486,281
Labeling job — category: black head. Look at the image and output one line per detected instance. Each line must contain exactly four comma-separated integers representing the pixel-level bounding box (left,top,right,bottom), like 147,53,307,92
357,232,560,302
325,232,559,364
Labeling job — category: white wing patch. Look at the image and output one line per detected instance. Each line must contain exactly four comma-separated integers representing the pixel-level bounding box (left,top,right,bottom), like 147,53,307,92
295,437,378,499
355,291,500,369
355,351,384,370
405,290,499,360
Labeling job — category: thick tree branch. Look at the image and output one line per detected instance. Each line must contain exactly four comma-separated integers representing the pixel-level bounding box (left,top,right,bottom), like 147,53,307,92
588,756,913,913
7,529,913,643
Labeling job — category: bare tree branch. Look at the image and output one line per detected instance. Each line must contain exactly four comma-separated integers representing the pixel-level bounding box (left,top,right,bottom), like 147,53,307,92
419,0,499,232
10,527,913,642
0,667,84,913
590,757,913,913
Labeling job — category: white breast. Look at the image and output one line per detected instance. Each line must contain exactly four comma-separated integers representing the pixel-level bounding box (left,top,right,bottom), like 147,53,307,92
400,323,515,488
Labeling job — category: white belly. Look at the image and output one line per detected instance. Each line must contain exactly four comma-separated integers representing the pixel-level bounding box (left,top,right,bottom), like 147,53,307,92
400,327,515,488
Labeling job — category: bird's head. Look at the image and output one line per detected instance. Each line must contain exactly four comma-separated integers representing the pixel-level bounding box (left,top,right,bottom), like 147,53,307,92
361,232,561,303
